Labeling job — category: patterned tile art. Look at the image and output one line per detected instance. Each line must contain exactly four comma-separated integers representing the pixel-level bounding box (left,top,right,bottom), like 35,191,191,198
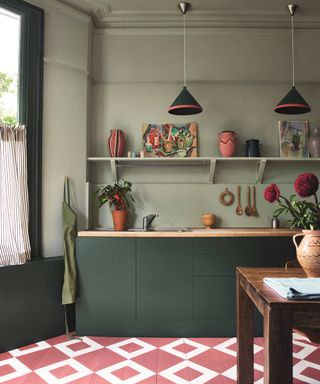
0,333,320,383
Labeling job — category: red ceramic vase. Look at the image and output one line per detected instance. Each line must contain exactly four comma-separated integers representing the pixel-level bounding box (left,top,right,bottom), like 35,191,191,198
108,129,126,157
218,131,237,157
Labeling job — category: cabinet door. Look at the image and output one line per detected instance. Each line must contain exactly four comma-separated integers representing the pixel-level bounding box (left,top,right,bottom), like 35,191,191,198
137,238,193,320
76,238,136,334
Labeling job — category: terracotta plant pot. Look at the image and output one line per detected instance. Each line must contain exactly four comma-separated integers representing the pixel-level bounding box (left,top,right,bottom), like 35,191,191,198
218,131,237,157
293,230,320,277
112,210,128,231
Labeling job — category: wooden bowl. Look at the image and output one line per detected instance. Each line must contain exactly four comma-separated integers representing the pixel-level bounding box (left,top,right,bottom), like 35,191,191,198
201,214,216,229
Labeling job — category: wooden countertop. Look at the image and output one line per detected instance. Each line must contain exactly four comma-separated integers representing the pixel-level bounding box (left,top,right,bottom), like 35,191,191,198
78,228,300,238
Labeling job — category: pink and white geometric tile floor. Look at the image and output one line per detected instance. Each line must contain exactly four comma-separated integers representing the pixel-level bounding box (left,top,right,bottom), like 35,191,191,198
0,333,320,383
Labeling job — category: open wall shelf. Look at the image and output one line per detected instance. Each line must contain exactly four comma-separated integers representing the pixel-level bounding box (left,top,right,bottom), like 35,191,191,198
87,157,320,185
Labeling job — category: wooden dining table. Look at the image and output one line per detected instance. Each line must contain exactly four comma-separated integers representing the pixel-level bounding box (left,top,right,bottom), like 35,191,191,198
236,267,320,384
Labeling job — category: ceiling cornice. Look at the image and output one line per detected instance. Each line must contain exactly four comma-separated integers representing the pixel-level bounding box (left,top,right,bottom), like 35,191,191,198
27,0,92,23
92,8,320,29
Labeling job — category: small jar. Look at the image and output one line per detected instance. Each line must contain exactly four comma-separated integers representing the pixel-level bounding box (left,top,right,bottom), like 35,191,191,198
271,216,279,229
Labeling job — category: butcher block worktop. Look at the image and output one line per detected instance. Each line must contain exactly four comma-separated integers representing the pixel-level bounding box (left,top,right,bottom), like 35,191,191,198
78,228,299,238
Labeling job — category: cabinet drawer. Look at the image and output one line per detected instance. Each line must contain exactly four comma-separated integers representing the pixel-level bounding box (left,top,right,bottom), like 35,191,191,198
194,237,294,255
195,252,292,276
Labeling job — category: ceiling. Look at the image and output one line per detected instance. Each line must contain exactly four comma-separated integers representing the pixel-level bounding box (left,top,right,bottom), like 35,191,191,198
56,0,320,28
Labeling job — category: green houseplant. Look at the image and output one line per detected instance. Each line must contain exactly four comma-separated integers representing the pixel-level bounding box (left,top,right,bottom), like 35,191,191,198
96,180,134,231
264,173,320,277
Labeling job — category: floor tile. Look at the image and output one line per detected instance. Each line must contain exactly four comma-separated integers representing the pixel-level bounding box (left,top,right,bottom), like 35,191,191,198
0,333,319,383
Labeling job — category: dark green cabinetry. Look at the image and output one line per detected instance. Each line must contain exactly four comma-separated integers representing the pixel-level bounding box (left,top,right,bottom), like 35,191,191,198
137,239,193,321
76,238,136,333
76,236,294,337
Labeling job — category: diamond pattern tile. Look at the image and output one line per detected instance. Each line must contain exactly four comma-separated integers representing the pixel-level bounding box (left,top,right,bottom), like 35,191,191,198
0,334,319,383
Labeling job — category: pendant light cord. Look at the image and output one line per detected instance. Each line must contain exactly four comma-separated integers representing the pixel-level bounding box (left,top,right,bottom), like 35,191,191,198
183,12,186,87
291,13,295,87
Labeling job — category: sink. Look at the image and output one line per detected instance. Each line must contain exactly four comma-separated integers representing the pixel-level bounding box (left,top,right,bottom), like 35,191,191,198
127,227,192,232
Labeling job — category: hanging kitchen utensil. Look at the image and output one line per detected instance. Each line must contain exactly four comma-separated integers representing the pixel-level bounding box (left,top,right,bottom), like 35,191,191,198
250,186,258,217
219,188,234,206
236,186,243,215
245,186,252,216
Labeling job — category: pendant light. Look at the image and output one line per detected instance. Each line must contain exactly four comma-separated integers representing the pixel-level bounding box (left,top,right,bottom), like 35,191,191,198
274,4,311,114
168,2,202,115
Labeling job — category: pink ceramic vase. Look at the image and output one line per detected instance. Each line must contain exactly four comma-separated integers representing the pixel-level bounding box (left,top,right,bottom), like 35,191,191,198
108,129,126,157
218,131,237,157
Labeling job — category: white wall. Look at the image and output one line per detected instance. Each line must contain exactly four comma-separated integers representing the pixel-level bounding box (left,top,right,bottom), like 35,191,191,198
27,0,92,257
90,26,320,229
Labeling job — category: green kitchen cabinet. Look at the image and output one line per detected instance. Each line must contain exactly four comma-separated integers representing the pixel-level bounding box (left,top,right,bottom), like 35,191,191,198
136,238,193,320
76,236,295,336
76,237,136,335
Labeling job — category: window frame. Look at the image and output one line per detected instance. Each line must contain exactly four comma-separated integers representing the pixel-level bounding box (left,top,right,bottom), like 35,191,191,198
0,0,44,258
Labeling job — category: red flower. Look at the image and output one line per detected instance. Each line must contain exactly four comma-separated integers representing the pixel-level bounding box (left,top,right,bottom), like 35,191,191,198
264,184,280,203
294,173,319,198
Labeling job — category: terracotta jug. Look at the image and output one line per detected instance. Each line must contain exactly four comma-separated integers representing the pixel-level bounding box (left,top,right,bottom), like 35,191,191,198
108,129,126,157
308,127,320,158
218,131,237,157
293,230,320,277
112,210,128,231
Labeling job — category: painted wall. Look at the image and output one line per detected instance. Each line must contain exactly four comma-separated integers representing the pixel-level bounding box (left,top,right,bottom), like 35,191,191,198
90,27,320,229
27,0,91,257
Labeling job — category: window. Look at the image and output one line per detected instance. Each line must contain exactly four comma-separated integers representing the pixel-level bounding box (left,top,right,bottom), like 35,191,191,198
0,0,43,258
0,8,19,124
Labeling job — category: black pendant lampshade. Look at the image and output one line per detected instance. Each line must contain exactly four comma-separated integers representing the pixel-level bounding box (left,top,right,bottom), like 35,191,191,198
168,86,202,115
168,2,202,115
274,4,311,115
274,86,311,114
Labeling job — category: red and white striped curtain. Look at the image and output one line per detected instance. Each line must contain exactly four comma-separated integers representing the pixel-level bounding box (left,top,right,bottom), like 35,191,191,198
0,124,30,266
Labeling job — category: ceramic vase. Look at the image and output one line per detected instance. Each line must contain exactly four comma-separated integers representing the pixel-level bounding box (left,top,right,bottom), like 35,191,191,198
112,210,128,231
293,230,320,277
108,129,126,157
308,127,320,158
218,131,237,157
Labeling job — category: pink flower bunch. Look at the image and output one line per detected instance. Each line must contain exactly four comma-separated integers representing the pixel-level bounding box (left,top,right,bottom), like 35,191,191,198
264,173,320,230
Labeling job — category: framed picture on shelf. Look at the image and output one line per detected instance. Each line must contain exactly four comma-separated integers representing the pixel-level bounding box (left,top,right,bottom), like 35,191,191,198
142,122,198,157
279,121,309,158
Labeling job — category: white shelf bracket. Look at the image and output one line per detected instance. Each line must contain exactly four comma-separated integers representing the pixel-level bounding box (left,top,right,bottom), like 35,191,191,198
110,159,118,182
208,159,217,184
256,159,267,184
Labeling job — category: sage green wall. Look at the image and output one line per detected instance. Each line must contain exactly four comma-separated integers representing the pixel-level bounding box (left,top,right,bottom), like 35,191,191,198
89,27,320,229
27,0,91,257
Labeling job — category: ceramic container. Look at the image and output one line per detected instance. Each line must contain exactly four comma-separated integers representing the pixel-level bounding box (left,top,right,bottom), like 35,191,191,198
293,230,320,277
308,127,320,158
218,131,237,157
108,129,126,157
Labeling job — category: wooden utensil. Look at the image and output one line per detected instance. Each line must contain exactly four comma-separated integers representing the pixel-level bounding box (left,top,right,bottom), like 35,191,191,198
251,186,258,216
236,186,243,216
245,186,252,216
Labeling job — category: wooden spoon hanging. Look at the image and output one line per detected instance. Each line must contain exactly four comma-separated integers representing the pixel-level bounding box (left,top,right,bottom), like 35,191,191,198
251,186,258,217
236,186,243,216
245,186,252,216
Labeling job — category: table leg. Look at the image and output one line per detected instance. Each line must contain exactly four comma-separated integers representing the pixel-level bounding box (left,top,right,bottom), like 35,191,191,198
237,271,254,384
264,307,292,384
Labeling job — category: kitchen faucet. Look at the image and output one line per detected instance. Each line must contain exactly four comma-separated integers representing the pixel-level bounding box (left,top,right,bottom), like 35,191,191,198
142,214,158,230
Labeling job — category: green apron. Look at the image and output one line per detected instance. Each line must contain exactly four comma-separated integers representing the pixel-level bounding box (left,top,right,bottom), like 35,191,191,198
62,177,77,305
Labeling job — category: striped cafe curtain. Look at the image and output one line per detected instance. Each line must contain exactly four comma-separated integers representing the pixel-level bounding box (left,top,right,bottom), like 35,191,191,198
0,124,31,266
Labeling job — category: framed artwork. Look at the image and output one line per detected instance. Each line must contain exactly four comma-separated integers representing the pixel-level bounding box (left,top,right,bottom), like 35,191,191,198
142,122,198,157
279,121,309,158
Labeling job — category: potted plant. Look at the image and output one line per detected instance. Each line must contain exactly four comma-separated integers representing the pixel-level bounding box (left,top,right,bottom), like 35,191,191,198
264,172,320,277
96,180,134,231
